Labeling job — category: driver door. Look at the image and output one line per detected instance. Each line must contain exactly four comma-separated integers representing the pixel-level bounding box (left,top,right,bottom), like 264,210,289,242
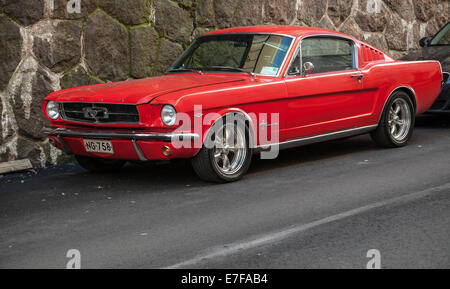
284,37,366,140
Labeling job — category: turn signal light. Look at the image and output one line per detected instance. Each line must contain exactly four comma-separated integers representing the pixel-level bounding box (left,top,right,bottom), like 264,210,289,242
49,138,57,147
162,146,173,157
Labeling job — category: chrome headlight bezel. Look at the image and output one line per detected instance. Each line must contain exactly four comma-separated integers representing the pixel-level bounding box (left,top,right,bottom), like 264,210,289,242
161,105,177,127
46,101,60,120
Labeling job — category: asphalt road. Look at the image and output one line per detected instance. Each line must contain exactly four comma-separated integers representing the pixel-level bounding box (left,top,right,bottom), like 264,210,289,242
1,115,449,269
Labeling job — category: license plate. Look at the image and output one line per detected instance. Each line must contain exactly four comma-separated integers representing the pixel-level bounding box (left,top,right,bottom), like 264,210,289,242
83,139,114,154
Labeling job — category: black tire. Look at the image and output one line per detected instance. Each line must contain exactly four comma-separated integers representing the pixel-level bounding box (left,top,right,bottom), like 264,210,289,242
191,117,253,183
75,155,126,172
371,91,415,148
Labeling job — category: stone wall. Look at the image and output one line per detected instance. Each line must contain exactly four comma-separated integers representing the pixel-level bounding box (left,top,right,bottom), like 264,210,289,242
0,0,448,167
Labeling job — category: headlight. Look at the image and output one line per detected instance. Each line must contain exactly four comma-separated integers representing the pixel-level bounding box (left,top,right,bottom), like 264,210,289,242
161,105,177,126
46,101,60,120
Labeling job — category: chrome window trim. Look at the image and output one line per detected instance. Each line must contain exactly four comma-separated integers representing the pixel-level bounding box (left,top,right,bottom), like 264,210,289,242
284,34,360,78
168,33,297,78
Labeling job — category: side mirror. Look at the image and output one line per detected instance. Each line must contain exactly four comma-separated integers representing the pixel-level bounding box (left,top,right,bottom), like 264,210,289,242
303,62,314,76
419,37,430,47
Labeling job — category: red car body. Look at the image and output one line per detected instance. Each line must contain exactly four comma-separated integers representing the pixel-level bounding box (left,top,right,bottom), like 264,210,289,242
43,26,443,172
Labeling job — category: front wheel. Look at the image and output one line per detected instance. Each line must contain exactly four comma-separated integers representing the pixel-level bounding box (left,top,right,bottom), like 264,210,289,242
191,118,252,183
75,155,126,172
371,91,415,148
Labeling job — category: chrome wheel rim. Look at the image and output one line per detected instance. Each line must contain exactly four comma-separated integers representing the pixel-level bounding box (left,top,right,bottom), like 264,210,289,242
212,123,247,175
388,98,411,142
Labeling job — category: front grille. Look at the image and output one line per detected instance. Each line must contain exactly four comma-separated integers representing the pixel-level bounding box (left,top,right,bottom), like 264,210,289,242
60,102,140,124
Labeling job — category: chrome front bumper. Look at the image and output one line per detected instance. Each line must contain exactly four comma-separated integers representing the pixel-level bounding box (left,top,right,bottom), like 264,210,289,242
43,127,200,161
43,127,200,141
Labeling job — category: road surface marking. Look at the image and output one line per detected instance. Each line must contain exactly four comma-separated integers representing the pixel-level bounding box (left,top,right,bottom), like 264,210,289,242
165,183,450,269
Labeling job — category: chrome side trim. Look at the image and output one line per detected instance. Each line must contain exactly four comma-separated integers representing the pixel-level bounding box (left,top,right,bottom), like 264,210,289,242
132,139,148,161
44,127,200,142
256,125,378,151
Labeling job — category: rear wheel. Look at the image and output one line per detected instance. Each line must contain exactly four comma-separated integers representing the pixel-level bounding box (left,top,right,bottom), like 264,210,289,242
75,155,126,172
191,118,252,183
371,91,415,147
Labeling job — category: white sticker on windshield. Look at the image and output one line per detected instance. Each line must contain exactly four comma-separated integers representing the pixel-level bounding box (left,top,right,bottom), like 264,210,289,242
261,66,279,76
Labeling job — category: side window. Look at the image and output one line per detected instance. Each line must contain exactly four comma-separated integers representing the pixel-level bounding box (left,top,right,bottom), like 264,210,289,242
301,37,354,74
287,48,301,75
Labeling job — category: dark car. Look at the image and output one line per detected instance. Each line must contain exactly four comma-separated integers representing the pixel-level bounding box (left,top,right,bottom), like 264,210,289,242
402,22,450,113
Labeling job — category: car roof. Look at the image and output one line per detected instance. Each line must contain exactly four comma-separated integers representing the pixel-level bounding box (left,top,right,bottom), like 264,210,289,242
205,25,352,39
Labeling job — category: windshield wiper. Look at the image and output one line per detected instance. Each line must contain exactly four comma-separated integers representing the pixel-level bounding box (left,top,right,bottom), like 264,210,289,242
207,66,255,77
167,68,203,75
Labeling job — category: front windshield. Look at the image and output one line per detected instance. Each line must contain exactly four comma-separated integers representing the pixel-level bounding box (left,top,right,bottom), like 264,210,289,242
170,34,293,76
430,23,450,46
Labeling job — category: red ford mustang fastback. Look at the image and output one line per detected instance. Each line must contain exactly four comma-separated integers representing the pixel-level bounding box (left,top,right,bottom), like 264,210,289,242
43,26,443,182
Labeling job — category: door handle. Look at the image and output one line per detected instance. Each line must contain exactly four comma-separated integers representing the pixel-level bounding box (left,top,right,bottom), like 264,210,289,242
351,74,364,82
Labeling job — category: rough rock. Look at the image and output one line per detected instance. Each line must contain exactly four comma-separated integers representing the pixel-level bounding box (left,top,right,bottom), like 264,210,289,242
1,0,45,26
32,20,82,73
154,39,184,75
297,0,327,26
0,95,3,142
328,0,354,27
89,77,104,85
426,18,440,36
50,0,98,20
192,27,211,40
101,0,152,26
339,18,362,39
363,33,389,52
9,58,55,140
385,14,408,51
84,11,129,82
0,15,22,91
355,11,386,32
0,92,14,142
214,0,239,29
318,15,336,31
263,0,296,25
196,0,215,27
233,0,263,27
60,66,90,90
383,0,415,22
411,22,421,50
413,0,438,22
435,1,450,28
130,25,159,79
355,0,387,32
16,137,42,167
154,0,193,43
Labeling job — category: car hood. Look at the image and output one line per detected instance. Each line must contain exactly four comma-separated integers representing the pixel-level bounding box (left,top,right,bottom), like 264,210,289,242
49,74,247,105
401,46,450,72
